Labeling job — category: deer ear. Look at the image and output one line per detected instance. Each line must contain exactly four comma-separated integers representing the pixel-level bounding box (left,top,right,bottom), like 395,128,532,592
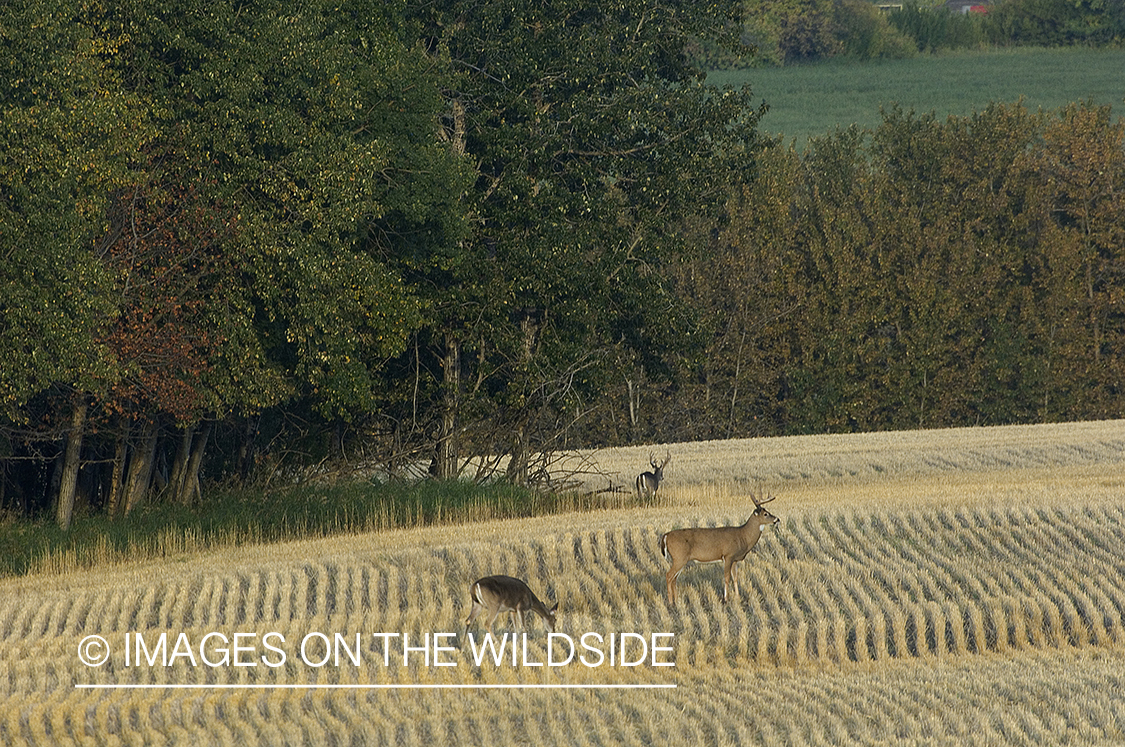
551,601,559,613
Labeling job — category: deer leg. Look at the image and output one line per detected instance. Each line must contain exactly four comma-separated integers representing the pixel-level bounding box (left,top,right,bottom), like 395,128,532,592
465,601,483,632
487,609,503,634
666,563,685,604
722,557,735,604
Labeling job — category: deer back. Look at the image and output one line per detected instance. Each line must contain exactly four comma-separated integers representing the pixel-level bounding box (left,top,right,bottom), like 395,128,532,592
472,575,557,630
661,506,778,563
661,523,752,564
637,451,670,496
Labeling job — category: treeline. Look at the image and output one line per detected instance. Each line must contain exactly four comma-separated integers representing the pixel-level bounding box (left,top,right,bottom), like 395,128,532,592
733,0,1125,66
2,1,1122,530
647,102,1125,441
1,0,760,525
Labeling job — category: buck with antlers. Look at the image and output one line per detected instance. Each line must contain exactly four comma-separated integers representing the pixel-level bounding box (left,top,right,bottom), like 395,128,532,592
464,575,558,634
636,451,671,500
659,493,779,604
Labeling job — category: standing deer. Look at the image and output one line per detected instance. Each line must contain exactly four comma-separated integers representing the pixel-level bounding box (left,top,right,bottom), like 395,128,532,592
636,451,671,500
464,575,558,634
659,493,779,604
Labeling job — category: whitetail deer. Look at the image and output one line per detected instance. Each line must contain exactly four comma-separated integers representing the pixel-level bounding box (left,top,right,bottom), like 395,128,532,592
659,493,779,604
636,451,671,500
464,575,558,634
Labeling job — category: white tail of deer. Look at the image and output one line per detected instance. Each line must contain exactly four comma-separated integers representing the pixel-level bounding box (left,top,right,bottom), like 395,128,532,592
464,575,558,634
659,493,779,604
636,451,671,500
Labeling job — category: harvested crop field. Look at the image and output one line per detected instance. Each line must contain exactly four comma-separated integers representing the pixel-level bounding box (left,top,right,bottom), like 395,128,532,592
2,420,1124,745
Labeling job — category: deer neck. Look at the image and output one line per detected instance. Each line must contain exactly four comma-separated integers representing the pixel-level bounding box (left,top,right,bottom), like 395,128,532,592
742,515,768,534
529,598,555,631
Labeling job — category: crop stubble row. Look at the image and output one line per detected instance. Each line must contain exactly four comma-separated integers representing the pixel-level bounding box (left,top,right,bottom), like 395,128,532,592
2,504,1124,662
2,498,1125,743
4,650,1123,745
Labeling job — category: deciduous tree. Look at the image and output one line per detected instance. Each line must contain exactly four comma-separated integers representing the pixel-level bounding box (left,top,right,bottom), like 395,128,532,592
397,0,763,476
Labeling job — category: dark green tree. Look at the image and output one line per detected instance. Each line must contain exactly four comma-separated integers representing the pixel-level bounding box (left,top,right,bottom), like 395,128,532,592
2,0,473,522
0,0,158,527
985,0,1125,46
1031,102,1125,419
671,141,802,440
391,0,764,476
109,0,474,499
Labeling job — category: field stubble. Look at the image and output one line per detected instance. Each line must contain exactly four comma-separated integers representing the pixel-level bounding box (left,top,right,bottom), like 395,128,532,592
1,420,1124,744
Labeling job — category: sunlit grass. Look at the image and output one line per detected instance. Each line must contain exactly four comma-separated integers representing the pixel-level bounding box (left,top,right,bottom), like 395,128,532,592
0,479,648,578
6,419,1120,579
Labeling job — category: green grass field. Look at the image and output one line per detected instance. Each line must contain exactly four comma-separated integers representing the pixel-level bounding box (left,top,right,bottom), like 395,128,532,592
2,420,1124,744
710,47,1125,148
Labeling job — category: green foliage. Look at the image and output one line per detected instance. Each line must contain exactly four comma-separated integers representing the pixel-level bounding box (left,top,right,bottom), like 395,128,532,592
668,143,803,440
744,0,842,64
133,0,467,419
744,0,927,65
0,0,155,408
1,0,471,425
889,0,1125,51
834,0,919,60
1,0,479,525
888,1,989,52
678,99,1125,434
986,0,1125,46
385,0,763,466
748,0,1124,67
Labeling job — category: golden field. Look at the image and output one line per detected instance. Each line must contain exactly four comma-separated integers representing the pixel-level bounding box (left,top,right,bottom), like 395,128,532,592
1,420,1124,745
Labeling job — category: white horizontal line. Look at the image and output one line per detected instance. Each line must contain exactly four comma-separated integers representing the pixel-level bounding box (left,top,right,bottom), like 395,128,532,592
76,683,675,690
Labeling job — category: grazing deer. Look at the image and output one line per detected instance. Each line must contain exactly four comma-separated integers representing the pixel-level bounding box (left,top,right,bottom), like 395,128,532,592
464,575,558,634
636,451,671,500
659,493,779,604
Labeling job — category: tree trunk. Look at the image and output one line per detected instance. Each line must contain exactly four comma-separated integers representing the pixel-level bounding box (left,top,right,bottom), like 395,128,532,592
178,422,210,505
433,103,466,479
238,416,259,484
107,424,129,518
506,418,529,486
728,329,747,439
626,376,642,443
1086,257,1102,363
55,398,87,530
506,313,540,486
123,422,159,516
168,426,193,503
430,334,461,479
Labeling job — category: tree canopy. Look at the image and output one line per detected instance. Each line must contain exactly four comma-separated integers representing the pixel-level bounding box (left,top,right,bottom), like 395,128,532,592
3,0,1123,531
1,0,761,522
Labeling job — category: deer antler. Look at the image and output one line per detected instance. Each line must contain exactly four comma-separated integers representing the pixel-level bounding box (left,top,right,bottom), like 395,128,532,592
752,492,776,507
